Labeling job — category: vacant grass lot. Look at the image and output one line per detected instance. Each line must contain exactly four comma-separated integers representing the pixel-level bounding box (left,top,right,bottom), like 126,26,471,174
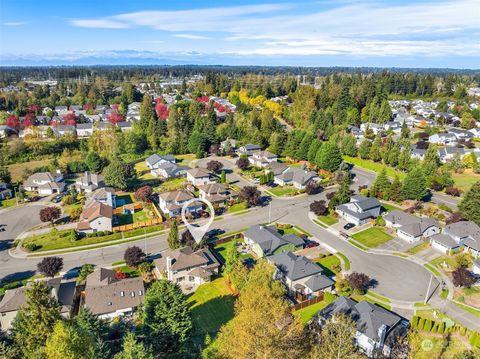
154,177,187,193
452,169,480,191
343,156,407,180
351,227,393,248
134,161,155,180
380,202,403,213
7,158,52,182
187,277,235,341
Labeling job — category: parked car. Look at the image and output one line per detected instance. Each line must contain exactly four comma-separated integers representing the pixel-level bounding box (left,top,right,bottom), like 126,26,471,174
343,223,355,230
207,228,225,238
52,195,63,203
304,240,319,248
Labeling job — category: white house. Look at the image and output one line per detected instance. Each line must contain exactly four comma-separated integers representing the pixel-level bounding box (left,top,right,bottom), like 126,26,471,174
472,260,480,276
23,171,65,195
429,133,457,146
76,123,94,137
75,172,104,193
186,168,212,186
274,166,319,189
76,202,113,233
430,221,480,257
158,189,201,217
249,150,278,168
335,195,381,226
384,210,440,242
145,154,176,170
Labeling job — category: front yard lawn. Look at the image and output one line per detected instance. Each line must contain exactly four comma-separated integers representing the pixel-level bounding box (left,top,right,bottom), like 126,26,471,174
0,198,17,208
267,186,301,197
351,227,393,248
187,277,235,339
317,215,338,226
134,161,155,180
176,153,196,166
380,202,402,213
408,242,430,255
227,201,248,213
316,255,341,277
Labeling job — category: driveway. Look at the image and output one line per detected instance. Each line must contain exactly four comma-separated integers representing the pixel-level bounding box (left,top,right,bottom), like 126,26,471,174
378,237,418,252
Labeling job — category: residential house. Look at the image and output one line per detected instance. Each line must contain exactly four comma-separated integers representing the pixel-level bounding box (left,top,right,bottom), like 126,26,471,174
158,189,201,217
75,171,105,193
77,202,113,233
335,195,381,226
468,128,480,138
86,187,116,208
197,183,237,206
347,125,364,140
274,166,319,189
384,210,440,242
449,128,474,140
84,268,145,320
429,133,457,146
153,246,220,289
411,147,427,161
76,123,94,137
430,221,480,257
315,297,408,357
0,279,76,331
54,106,68,115
249,150,278,168
437,147,470,163
151,162,190,179
236,144,261,156
0,183,12,200
473,260,480,276
244,225,304,257
56,125,76,137
23,171,65,195
360,123,385,135
186,168,213,186
219,138,237,152
116,121,133,132
145,154,176,170
0,125,17,138
268,251,334,301
267,162,289,176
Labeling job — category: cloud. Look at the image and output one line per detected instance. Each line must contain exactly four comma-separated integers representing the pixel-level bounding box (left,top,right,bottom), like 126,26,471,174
70,19,130,29
172,34,209,40
3,21,27,26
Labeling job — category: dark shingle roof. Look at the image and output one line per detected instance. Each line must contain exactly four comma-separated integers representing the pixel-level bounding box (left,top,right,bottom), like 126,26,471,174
269,251,323,281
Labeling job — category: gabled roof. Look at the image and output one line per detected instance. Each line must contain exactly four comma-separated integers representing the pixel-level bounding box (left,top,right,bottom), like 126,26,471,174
146,154,175,167
244,225,304,255
187,168,211,178
269,251,323,281
430,233,460,249
158,189,194,202
351,195,381,211
86,268,116,287
304,274,335,292
154,246,219,272
80,202,113,221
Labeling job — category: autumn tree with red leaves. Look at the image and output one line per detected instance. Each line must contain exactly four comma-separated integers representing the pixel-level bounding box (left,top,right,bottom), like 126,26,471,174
63,113,77,125
39,206,61,224
155,99,169,120
108,111,124,125
5,116,20,130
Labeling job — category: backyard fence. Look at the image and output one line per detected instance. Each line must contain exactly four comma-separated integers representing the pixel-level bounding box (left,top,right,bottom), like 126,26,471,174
291,293,325,311
113,218,164,232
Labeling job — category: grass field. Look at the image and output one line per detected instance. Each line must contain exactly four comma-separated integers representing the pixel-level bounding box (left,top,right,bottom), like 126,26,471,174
154,177,187,192
294,293,336,324
351,227,393,248
452,169,480,191
267,186,301,197
227,201,248,213
187,277,235,341
317,214,338,226
316,255,341,277
380,202,403,212
343,156,406,180
0,197,17,208
7,158,52,182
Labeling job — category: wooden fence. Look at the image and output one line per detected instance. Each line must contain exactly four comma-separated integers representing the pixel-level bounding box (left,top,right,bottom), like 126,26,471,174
291,293,324,311
113,218,164,232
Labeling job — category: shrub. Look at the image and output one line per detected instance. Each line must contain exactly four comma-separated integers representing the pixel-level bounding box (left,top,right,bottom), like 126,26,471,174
423,319,433,332
445,186,461,197
418,318,426,330
411,316,419,328
376,216,386,226
3,281,22,290
437,322,445,334
24,243,39,252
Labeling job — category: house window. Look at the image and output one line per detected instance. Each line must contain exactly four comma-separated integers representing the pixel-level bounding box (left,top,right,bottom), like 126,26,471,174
107,302,112,306
130,292,135,297
139,290,143,296
120,291,125,297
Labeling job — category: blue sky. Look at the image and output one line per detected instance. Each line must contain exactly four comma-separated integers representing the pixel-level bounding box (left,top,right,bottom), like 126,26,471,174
0,0,479,68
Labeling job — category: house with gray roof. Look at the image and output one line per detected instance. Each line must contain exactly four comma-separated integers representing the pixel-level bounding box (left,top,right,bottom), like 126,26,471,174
315,296,408,357
268,251,334,301
75,171,104,193
384,210,440,242
244,225,304,257
186,168,213,186
473,260,480,276
335,195,381,226
76,123,94,137
145,153,176,170
274,166,320,189
158,189,201,217
236,144,261,156
0,278,76,331
249,150,278,168
151,162,190,179
430,221,480,257
267,162,289,176
23,171,65,195
153,246,220,292
429,132,458,146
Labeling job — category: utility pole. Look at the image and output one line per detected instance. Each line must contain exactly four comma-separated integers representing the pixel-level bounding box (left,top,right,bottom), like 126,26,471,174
424,274,433,305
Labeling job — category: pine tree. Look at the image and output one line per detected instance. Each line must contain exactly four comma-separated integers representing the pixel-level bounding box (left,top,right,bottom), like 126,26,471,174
315,141,343,172
387,143,401,167
341,133,357,157
307,139,322,163
386,176,404,202
220,170,226,184
138,93,155,133
459,181,480,225
114,332,153,359
358,139,372,159
369,134,382,162
329,175,351,208
168,221,180,249
402,167,428,200
44,321,95,359
371,168,391,199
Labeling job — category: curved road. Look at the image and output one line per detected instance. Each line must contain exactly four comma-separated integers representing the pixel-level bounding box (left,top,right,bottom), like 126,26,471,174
0,192,437,303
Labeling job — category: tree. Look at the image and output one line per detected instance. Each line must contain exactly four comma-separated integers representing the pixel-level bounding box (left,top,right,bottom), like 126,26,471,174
305,181,322,195
114,332,154,359
216,260,306,359
103,158,136,191
220,170,227,184
134,185,154,203
459,181,480,225
341,133,357,157
39,206,61,224
238,186,261,207
309,314,361,359
44,321,95,359
168,220,180,249
142,280,192,354
236,156,250,171
371,167,391,199
315,141,343,172
206,160,224,173
452,267,475,288
124,246,145,268
224,241,240,277
37,256,63,277
347,272,370,294
446,212,464,224
0,166,11,184
310,200,328,216
85,151,105,173
358,139,372,159
329,175,351,208
12,282,61,357
402,167,428,200
77,264,95,284
386,175,404,202
75,307,107,339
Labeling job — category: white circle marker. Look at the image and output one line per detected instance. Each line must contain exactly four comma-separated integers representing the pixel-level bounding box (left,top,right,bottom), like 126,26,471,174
181,198,215,244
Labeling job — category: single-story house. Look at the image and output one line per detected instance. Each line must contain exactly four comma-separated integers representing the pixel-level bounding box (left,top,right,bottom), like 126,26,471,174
116,121,133,132
77,202,113,233
441,221,480,257
315,297,408,357
197,183,237,205
186,168,213,186
268,251,334,301
75,171,104,193
145,154,176,170
23,171,65,195
430,234,462,255
158,189,201,217
153,246,220,289
84,268,145,320
244,225,304,257
0,278,76,331
274,167,319,189
335,195,381,226
76,123,94,137
429,133,457,146
384,210,440,242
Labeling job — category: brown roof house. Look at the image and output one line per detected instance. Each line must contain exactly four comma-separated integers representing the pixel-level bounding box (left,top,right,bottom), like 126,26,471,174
0,278,76,331
84,268,145,320
186,168,213,186
154,246,220,292
158,189,202,217
77,202,113,233
23,170,65,195
197,183,237,206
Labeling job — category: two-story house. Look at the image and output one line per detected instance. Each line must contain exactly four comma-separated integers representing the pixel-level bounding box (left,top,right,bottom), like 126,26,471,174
158,189,201,217
186,168,213,186
77,202,113,233
145,154,176,170
23,171,65,195
236,144,261,156
197,183,237,206
249,150,278,168
243,225,305,257
335,195,381,226
75,171,105,193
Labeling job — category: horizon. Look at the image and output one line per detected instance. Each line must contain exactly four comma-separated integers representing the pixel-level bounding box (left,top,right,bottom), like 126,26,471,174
1,0,480,68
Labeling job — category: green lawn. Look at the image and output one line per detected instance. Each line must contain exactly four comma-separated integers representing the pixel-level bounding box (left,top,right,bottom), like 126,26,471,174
294,293,336,324
155,177,187,192
267,186,301,197
187,277,235,340
176,153,196,166
452,169,480,192
134,161,155,180
351,227,393,248
316,255,341,277
350,294,391,310
7,158,52,182
335,253,350,271
366,290,391,303
410,332,470,359
317,215,339,226
343,156,407,180
227,201,248,213
453,302,480,318
0,197,17,208
380,202,402,213
213,239,252,263
423,263,441,278
408,242,430,255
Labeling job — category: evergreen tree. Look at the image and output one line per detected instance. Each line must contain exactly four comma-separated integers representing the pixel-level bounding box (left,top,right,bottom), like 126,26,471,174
307,139,322,163
369,134,382,162
386,176,404,202
12,282,61,357
103,158,136,191
398,145,412,171
341,133,357,157
44,321,95,359
296,133,315,160
358,139,372,159
329,175,351,208
402,167,428,200
220,170,226,184
315,141,343,172
371,168,391,199
459,181,480,225
168,221,180,249
114,332,153,359
137,93,155,133
400,122,410,139
387,143,401,167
